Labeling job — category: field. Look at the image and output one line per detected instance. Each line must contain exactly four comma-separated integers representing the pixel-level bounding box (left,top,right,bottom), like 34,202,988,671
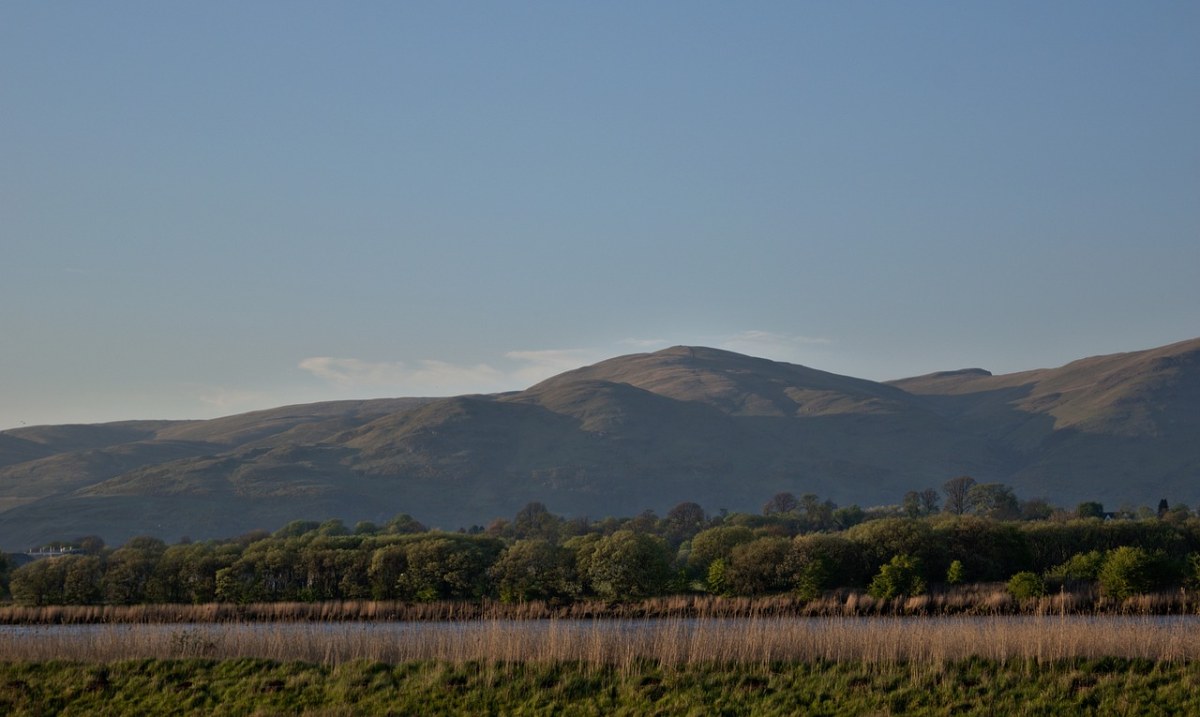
3,616,1200,715
3,657,1198,716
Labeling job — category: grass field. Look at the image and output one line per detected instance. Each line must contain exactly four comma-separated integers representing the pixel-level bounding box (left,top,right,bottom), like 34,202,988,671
1,657,1198,715
3,616,1198,714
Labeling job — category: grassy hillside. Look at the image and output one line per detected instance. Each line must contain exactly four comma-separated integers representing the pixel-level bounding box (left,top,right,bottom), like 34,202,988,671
1,339,1198,547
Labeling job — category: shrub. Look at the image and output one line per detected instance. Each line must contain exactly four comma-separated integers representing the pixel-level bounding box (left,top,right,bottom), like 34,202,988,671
705,558,728,595
1185,553,1200,592
793,561,827,601
1007,571,1046,600
1045,550,1106,586
1097,546,1156,600
868,554,925,600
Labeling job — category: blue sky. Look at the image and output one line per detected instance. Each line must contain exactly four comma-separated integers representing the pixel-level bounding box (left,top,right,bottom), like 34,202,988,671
2,2,1197,429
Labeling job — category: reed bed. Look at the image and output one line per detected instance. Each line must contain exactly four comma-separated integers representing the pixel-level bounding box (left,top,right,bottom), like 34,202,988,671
2,586,1194,625
2,615,1197,666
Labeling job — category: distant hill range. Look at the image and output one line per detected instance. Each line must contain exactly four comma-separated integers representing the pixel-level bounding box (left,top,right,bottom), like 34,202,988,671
2,338,1198,548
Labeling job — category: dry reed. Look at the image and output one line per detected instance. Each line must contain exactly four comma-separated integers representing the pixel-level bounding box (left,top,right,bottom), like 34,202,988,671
1,615,1196,667
1,586,1195,625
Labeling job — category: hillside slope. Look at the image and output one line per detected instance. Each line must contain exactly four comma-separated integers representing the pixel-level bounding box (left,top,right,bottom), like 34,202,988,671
889,336,1200,500
1,339,1197,547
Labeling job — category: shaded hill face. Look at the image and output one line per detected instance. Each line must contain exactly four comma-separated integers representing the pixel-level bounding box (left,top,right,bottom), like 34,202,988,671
891,338,1200,438
887,337,1200,502
1,340,1198,548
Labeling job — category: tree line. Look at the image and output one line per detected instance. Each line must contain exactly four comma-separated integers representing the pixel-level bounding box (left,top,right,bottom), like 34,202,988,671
5,479,1200,607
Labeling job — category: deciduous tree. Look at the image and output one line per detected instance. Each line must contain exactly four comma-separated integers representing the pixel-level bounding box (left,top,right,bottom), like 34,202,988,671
943,476,976,515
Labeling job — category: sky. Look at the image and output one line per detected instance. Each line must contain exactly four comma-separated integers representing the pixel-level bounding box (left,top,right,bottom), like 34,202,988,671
2,2,1198,430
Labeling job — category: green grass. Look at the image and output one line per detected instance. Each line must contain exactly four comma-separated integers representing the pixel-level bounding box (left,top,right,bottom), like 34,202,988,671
1,658,1199,716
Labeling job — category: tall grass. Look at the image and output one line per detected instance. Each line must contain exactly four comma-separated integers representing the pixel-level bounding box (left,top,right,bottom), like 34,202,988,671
2,615,1197,666
2,585,1194,625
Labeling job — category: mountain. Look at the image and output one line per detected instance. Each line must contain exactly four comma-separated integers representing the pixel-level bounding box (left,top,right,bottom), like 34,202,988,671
888,336,1200,502
1,339,1198,548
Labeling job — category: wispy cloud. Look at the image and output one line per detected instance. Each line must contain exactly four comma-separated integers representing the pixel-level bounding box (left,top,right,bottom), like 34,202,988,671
298,332,834,398
298,357,506,393
504,349,600,384
298,350,602,396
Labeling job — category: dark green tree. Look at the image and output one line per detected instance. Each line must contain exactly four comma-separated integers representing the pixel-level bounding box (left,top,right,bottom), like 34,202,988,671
662,502,707,546
397,536,502,601
943,476,976,515
386,514,427,534
788,533,870,591
687,526,756,572
581,530,671,600
511,502,562,541
966,483,1020,520
103,537,167,604
489,539,578,603
846,518,938,579
724,537,792,595
763,492,799,516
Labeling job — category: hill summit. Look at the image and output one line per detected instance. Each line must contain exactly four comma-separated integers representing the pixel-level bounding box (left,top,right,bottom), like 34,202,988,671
2,338,1199,547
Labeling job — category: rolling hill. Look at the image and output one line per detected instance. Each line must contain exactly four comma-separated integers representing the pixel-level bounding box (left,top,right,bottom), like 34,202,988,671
1,339,1198,548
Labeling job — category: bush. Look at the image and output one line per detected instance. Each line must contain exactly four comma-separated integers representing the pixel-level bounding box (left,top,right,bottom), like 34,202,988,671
1097,546,1156,600
1045,550,1106,586
868,554,925,600
1007,571,1046,600
1185,553,1200,592
705,558,727,595
946,560,966,585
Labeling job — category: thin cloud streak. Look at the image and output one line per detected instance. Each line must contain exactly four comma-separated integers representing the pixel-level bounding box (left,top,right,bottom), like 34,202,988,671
503,349,600,384
298,332,834,397
298,351,597,396
298,357,506,393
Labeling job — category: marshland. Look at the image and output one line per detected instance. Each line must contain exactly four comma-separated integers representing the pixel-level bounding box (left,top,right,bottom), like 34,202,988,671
4,616,1200,715
3,615,1200,665
6,506,1200,713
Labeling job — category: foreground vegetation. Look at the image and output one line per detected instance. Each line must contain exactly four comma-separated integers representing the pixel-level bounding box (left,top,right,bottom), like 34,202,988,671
4,615,1200,714
2,585,1200,626
2,656,1199,716
2,615,1198,664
